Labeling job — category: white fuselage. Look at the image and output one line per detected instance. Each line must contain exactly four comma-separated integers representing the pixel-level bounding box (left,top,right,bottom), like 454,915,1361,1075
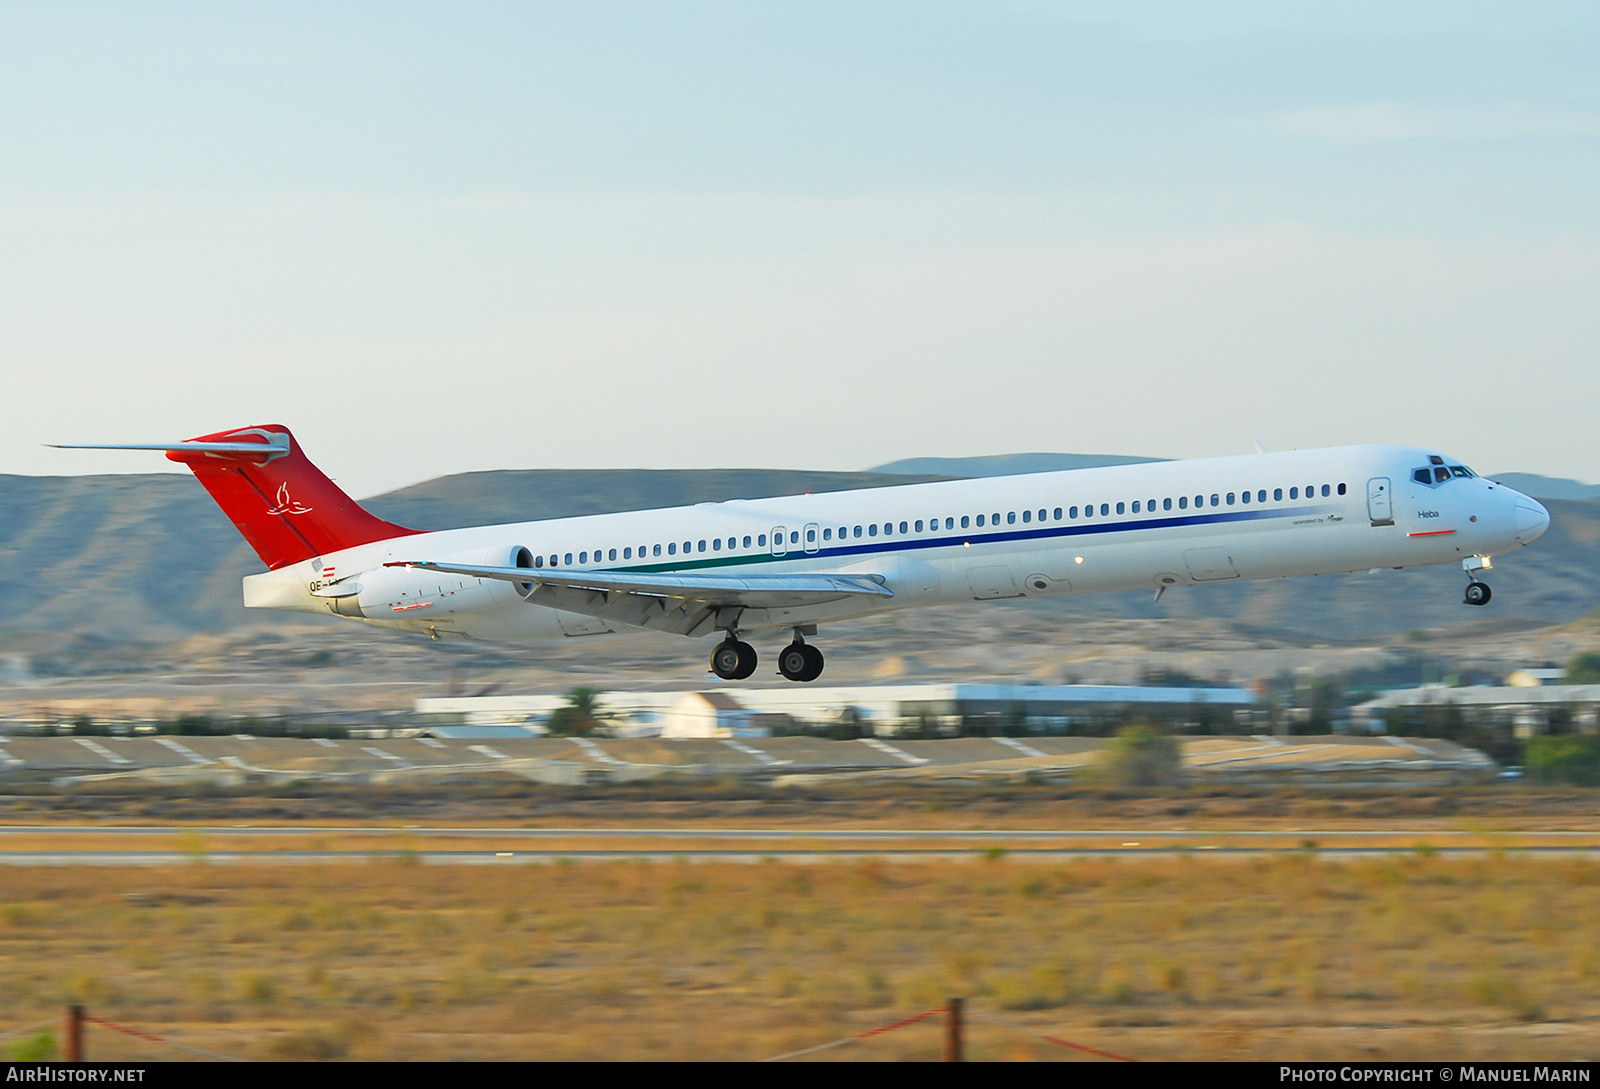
241,444,1550,643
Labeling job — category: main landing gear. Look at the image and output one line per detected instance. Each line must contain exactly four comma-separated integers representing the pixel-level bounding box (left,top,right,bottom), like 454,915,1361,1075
710,629,825,683
709,637,759,681
1462,555,1493,607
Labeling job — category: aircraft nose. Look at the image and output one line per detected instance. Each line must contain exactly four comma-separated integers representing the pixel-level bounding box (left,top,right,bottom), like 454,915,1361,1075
1514,496,1550,545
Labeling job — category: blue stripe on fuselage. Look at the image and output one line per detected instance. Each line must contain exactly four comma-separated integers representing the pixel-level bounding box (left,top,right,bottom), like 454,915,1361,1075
620,503,1338,574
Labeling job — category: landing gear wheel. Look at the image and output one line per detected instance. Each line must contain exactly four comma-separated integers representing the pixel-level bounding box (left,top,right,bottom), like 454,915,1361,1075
711,639,759,680
1464,581,1492,607
778,643,820,682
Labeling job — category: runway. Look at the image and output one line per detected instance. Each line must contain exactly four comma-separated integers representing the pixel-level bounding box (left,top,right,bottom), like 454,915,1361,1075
1,824,1597,864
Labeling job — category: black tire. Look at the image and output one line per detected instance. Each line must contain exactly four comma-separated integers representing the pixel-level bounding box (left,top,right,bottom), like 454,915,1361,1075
778,644,811,681
732,641,758,680
799,644,824,682
711,642,743,679
1464,582,1492,607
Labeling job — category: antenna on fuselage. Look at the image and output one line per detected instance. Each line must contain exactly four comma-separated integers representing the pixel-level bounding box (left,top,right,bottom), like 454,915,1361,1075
1253,439,1268,454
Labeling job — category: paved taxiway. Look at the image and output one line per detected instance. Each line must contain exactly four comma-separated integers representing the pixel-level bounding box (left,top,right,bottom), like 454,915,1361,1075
3,825,1598,864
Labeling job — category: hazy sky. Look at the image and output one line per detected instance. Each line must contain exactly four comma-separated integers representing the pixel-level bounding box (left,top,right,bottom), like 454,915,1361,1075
4,2,1597,497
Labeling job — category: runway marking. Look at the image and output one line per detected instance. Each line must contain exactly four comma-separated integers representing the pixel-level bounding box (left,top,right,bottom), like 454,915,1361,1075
569,738,623,766
418,738,448,749
312,738,339,748
858,738,928,765
993,737,1047,758
74,738,130,765
154,738,209,765
1384,736,1432,756
361,746,412,768
469,744,510,761
722,740,786,766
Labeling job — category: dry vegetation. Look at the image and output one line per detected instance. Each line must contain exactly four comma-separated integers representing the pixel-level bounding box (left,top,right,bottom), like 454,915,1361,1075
3,853,1600,1061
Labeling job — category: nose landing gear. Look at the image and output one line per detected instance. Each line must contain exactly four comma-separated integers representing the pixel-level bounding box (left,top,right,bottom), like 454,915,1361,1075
1462,555,1493,607
777,630,825,682
709,637,758,680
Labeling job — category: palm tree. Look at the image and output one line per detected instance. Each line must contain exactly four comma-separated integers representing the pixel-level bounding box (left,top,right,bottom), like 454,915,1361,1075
545,687,602,737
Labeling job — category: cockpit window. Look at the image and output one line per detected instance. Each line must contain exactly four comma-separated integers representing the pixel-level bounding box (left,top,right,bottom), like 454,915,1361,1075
1415,462,1478,487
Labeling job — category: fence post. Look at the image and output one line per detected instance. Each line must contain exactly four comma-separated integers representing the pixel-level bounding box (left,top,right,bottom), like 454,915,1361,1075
943,997,963,1062
64,1004,84,1062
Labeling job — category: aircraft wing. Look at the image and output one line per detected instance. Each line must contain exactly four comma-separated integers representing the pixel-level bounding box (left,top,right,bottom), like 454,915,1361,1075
388,560,892,637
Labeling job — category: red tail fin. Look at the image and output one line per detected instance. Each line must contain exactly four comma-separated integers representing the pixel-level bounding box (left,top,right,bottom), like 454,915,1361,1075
166,425,419,569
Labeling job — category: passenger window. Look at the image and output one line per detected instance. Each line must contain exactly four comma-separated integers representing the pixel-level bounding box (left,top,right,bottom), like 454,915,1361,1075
1100,504,1109,516
855,526,863,537
1006,512,1015,524
1053,508,1062,520
976,515,985,527
667,544,676,555
1240,491,1250,504
683,541,691,553
534,555,544,568
913,520,922,532
1321,484,1330,497
1163,498,1172,511
1289,488,1298,499
1211,494,1219,507
1070,506,1079,518
758,534,766,546
960,516,969,529
1337,483,1346,495
1226,493,1235,505
1115,502,1125,515
869,524,878,537
1022,510,1031,523
1179,496,1188,510
823,528,832,541
946,517,955,530
1257,490,1266,503
1274,488,1283,501
579,552,587,563
712,539,721,551
899,521,908,534
622,548,631,560
807,529,816,543
992,513,1000,524
881,523,892,536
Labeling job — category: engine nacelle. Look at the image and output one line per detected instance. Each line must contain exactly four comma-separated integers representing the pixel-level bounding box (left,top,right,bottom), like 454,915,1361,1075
321,545,535,619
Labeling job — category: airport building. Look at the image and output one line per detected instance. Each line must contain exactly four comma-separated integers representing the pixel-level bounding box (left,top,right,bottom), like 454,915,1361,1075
1353,684,1600,737
415,682,1259,739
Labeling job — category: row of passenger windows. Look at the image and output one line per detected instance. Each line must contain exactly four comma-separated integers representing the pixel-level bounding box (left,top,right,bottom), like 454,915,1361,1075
528,482,1349,568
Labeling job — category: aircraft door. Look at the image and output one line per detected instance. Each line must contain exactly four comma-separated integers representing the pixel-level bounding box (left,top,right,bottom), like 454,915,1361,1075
803,523,820,554
1367,477,1394,526
770,526,788,557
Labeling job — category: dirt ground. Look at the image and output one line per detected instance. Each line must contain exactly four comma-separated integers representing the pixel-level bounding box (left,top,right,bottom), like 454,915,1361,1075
0,783,1597,1062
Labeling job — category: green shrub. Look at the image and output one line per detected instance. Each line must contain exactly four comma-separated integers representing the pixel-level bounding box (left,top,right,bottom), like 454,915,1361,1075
1098,725,1184,787
1525,735,1600,786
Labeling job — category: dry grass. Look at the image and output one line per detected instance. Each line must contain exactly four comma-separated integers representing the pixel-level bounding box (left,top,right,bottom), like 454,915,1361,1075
3,855,1600,1061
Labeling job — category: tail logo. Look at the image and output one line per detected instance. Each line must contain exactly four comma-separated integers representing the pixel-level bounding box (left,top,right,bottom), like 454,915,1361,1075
266,482,313,516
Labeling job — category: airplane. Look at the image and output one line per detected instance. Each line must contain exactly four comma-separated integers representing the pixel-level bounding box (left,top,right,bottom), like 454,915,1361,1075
56,425,1551,682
